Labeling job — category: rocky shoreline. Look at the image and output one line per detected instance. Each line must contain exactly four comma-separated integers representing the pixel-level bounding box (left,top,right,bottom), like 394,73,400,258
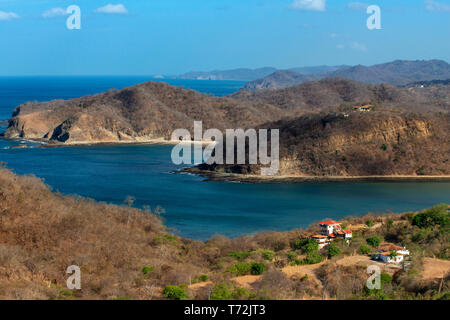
178,167,450,184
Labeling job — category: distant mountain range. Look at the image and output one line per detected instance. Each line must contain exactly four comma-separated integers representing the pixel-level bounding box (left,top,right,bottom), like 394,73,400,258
164,65,348,81
243,60,450,90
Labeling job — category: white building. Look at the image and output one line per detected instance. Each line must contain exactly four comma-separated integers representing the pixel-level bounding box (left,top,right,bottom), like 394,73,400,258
376,243,409,264
311,235,330,249
318,220,352,240
378,252,405,264
310,220,353,247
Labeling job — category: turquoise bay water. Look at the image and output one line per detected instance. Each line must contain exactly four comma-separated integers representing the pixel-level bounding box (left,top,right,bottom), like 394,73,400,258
1,77,449,240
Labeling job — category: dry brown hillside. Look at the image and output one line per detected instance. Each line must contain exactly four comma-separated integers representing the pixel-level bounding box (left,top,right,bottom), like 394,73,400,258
0,168,448,300
3,79,449,145
198,111,450,176
3,82,285,144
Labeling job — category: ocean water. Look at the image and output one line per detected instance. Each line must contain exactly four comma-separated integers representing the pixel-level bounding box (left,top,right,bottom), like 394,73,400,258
1,77,449,240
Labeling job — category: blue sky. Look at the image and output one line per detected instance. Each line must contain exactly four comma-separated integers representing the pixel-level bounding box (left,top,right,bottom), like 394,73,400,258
0,0,449,75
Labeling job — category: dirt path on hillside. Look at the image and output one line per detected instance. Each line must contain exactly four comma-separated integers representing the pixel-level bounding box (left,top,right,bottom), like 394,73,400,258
189,281,213,290
230,275,261,289
282,261,327,289
346,223,382,231
421,258,450,281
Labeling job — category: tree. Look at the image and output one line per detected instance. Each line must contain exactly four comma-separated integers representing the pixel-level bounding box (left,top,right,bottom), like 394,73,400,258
327,244,341,259
366,236,381,247
389,250,397,258
210,282,233,300
293,238,317,251
412,204,449,228
250,262,267,275
304,252,322,264
141,266,154,277
358,244,371,254
162,285,188,300
262,250,274,261
366,220,375,227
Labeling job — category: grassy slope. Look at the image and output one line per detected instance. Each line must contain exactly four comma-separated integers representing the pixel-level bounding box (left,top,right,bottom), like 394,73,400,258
0,167,448,300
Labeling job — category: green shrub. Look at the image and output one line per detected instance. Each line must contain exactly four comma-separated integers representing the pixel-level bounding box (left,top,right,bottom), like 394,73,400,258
380,273,392,285
141,266,154,277
210,282,233,300
304,241,319,254
197,274,209,282
304,252,322,264
162,285,188,300
366,220,375,227
286,252,297,262
233,287,251,299
386,219,394,228
327,244,341,259
228,262,252,276
417,166,426,175
293,238,318,252
210,282,250,300
153,234,178,245
261,250,275,261
438,292,450,300
358,244,371,255
250,262,267,275
366,236,381,247
412,204,449,229
381,144,387,151
229,251,251,261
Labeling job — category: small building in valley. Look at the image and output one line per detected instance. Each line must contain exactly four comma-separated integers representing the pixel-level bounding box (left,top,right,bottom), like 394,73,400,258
374,243,410,264
353,104,372,112
378,251,405,264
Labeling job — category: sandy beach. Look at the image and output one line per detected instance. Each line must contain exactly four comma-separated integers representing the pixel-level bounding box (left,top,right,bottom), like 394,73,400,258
179,167,450,183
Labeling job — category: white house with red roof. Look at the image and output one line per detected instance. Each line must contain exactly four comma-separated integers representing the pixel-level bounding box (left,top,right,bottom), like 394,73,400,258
375,243,410,264
310,220,352,248
318,220,352,240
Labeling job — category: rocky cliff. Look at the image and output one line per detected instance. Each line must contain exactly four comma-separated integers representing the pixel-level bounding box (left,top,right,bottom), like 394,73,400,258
198,111,450,176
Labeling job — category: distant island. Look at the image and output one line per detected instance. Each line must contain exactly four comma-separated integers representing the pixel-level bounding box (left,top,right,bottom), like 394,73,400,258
2,59,450,179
